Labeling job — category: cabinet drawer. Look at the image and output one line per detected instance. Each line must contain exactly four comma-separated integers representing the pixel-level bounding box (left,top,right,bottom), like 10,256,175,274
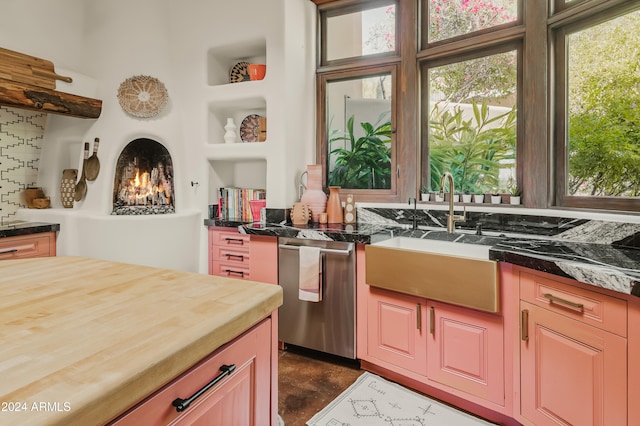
211,261,251,280
210,245,251,264
210,230,250,248
520,271,627,337
0,233,55,260
111,318,272,425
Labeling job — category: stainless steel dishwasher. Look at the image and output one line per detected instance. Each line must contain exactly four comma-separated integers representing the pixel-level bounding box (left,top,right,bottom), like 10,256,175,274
278,237,356,359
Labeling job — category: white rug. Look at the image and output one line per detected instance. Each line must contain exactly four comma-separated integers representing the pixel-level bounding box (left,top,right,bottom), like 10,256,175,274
307,372,496,426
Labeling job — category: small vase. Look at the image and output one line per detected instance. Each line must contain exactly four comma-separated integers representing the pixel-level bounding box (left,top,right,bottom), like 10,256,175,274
326,186,343,224
462,194,473,203
510,195,521,205
491,195,501,204
474,194,485,203
60,169,77,208
300,165,327,222
224,118,237,144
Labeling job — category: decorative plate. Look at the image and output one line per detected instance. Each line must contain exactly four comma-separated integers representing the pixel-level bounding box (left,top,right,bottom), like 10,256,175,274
240,114,264,142
229,61,250,83
117,75,169,118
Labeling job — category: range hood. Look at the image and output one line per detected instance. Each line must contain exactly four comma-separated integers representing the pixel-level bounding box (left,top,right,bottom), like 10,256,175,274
0,77,102,119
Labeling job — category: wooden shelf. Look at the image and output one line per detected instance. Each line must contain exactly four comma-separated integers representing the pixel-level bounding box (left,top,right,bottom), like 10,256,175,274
0,77,102,119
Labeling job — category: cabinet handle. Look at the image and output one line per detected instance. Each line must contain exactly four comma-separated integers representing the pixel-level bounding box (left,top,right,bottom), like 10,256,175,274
521,309,529,341
0,249,18,255
429,307,435,335
416,303,421,331
172,364,236,412
225,253,244,261
543,293,584,311
224,269,244,277
224,237,245,245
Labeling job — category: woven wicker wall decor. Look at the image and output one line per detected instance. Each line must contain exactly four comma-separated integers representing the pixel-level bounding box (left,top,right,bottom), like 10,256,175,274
117,75,168,118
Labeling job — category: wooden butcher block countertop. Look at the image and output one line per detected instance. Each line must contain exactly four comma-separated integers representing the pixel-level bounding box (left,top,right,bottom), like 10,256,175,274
0,256,283,426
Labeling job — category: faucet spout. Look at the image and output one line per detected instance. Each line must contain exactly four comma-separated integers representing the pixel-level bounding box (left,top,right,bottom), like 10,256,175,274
439,172,466,233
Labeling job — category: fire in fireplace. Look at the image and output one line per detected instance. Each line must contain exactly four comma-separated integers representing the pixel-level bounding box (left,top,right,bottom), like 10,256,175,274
112,138,175,215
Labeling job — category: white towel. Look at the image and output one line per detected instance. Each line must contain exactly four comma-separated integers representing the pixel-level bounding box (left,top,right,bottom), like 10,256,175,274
298,246,322,302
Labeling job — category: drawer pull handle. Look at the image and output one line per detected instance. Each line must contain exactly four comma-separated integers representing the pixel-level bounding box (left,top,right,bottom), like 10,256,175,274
225,253,244,261
0,249,18,255
416,303,421,331
521,309,529,341
429,306,435,335
543,293,584,311
172,364,236,412
225,269,244,277
224,237,245,245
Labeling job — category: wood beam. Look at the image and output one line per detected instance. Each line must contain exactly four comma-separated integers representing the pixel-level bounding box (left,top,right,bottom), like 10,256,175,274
0,77,102,119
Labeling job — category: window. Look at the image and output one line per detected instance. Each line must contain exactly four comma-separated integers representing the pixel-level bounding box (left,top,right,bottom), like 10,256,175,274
424,48,518,195
325,70,394,190
321,0,397,65
316,0,637,212
554,4,640,210
426,0,518,44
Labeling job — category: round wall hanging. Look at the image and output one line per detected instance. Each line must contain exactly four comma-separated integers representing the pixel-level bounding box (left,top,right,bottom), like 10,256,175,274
117,75,169,118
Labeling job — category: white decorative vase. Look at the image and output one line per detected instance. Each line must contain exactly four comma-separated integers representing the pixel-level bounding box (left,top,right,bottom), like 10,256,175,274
224,118,237,144
491,195,501,204
473,194,485,203
462,194,472,203
421,193,429,201
510,195,521,205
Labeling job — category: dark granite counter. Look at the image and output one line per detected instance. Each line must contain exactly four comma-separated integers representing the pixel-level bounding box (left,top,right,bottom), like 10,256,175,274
0,221,60,238
205,206,640,298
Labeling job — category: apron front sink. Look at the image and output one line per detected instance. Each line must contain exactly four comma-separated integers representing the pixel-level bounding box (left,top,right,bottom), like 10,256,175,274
365,237,499,313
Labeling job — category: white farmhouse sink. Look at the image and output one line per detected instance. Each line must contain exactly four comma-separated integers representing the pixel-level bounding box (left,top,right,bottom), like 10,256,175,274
366,236,499,312
372,236,490,260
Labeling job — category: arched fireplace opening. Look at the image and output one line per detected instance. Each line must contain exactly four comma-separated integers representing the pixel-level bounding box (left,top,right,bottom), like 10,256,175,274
112,138,175,215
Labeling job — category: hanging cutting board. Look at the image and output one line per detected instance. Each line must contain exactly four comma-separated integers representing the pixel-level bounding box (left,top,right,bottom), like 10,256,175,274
0,47,72,89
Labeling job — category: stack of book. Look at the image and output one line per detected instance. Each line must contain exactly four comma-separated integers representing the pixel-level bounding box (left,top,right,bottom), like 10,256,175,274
218,187,266,222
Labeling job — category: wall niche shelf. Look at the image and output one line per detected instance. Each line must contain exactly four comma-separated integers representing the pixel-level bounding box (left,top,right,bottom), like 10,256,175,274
208,158,267,206
207,38,266,87
208,96,267,144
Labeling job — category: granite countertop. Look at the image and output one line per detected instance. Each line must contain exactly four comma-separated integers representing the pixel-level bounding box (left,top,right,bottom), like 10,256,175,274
0,256,282,426
0,220,60,238
210,219,640,298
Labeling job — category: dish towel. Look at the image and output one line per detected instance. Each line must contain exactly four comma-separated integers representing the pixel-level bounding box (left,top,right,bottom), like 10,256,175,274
298,246,322,302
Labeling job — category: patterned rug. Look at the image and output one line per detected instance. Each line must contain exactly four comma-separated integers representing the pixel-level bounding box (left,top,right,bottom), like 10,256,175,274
307,372,496,426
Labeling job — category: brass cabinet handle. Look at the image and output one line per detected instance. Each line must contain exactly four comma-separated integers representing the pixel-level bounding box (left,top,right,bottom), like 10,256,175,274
543,293,584,311
521,309,529,341
429,306,435,335
416,303,421,331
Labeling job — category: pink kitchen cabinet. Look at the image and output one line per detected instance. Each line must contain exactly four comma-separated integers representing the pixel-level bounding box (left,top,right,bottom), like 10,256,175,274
426,300,505,406
366,286,428,377
208,227,278,284
0,231,56,259
519,270,628,426
111,317,274,425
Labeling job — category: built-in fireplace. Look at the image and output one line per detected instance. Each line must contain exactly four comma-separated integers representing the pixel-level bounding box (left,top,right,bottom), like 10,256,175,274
112,138,175,215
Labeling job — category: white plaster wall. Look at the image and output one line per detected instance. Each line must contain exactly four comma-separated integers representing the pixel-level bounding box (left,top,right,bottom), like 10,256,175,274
4,0,317,272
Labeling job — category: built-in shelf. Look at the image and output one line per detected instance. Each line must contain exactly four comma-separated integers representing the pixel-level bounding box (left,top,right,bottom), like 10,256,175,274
206,38,269,205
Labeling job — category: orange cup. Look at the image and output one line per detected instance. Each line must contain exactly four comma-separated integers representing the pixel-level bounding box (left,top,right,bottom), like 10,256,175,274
248,64,266,80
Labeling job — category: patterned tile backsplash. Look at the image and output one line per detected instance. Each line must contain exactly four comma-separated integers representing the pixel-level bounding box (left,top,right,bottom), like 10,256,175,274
0,106,46,222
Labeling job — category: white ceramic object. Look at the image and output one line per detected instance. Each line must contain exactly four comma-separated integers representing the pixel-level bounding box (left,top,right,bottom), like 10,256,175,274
224,118,237,144
373,236,490,260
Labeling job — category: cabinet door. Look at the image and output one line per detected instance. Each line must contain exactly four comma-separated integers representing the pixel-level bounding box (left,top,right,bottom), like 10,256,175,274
0,232,56,259
520,302,626,426
111,319,272,426
249,235,278,284
426,301,504,406
367,287,427,376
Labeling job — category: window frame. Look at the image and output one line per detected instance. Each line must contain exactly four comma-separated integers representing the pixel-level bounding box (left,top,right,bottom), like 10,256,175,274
419,40,524,194
552,1,640,211
316,64,400,201
315,0,640,213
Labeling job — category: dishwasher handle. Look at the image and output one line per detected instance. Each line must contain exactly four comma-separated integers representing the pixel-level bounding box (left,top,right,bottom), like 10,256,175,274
278,243,352,256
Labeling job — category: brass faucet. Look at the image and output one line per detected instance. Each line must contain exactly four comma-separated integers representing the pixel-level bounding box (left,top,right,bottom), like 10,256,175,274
439,172,466,233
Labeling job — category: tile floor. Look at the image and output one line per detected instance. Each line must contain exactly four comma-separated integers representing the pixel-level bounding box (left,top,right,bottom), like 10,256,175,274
278,346,362,425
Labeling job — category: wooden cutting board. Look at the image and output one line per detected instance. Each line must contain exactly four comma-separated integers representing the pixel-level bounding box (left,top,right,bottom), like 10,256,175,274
0,47,72,89
0,256,282,426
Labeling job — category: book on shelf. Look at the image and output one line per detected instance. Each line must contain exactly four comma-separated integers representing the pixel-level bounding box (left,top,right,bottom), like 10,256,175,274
218,187,266,222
